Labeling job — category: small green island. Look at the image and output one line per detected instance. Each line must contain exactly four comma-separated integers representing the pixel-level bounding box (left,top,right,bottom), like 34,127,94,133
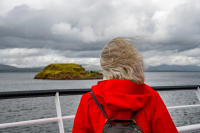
34,63,103,80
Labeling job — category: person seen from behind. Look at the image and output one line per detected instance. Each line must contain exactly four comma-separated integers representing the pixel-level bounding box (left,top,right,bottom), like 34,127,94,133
72,37,178,133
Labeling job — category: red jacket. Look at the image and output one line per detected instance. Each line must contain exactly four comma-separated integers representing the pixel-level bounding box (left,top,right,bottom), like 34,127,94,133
72,79,178,133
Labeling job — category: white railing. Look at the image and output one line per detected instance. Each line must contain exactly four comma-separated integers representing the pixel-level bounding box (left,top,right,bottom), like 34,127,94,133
0,87,200,133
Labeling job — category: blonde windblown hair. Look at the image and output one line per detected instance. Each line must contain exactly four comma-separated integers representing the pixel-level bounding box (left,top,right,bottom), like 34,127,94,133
100,37,144,84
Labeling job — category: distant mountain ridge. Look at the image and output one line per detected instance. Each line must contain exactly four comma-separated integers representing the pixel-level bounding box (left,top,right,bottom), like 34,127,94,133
81,64,102,72
82,64,200,72
0,64,43,72
0,64,200,72
0,64,17,71
145,64,200,72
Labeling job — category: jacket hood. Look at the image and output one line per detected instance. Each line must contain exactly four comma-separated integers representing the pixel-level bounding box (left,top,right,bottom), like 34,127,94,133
91,79,152,112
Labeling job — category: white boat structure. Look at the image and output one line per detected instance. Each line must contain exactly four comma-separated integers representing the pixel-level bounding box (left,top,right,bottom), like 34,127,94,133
0,85,200,133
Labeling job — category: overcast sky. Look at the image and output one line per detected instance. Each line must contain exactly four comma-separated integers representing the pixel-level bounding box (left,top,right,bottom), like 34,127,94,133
0,0,200,67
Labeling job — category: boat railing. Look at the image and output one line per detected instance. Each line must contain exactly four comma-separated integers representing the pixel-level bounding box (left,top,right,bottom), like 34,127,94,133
0,85,200,133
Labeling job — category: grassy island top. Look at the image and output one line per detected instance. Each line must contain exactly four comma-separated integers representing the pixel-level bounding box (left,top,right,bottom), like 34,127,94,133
34,63,103,80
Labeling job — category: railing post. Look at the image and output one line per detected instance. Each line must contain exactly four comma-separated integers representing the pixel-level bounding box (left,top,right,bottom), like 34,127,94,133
196,86,200,102
55,92,65,133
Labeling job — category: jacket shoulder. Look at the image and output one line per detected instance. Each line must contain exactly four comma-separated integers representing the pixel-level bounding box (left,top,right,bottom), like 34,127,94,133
143,83,159,95
80,92,93,103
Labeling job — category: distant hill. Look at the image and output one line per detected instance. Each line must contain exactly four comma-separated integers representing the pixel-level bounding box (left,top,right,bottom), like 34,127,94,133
82,64,200,72
0,64,43,72
145,65,200,72
34,63,103,80
0,64,18,71
81,64,102,72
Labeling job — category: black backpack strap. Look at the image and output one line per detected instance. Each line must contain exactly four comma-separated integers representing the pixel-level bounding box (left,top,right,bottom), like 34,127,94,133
132,111,137,120
90,91,109,120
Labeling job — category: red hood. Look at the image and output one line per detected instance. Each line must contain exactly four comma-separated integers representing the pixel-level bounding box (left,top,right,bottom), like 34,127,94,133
91,79,152,112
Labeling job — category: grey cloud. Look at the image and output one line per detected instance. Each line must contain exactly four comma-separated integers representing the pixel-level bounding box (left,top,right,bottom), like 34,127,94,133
0,48,100,67
0,5,104,51
0,0,200,67
0,1,198,52
0,1,156,51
